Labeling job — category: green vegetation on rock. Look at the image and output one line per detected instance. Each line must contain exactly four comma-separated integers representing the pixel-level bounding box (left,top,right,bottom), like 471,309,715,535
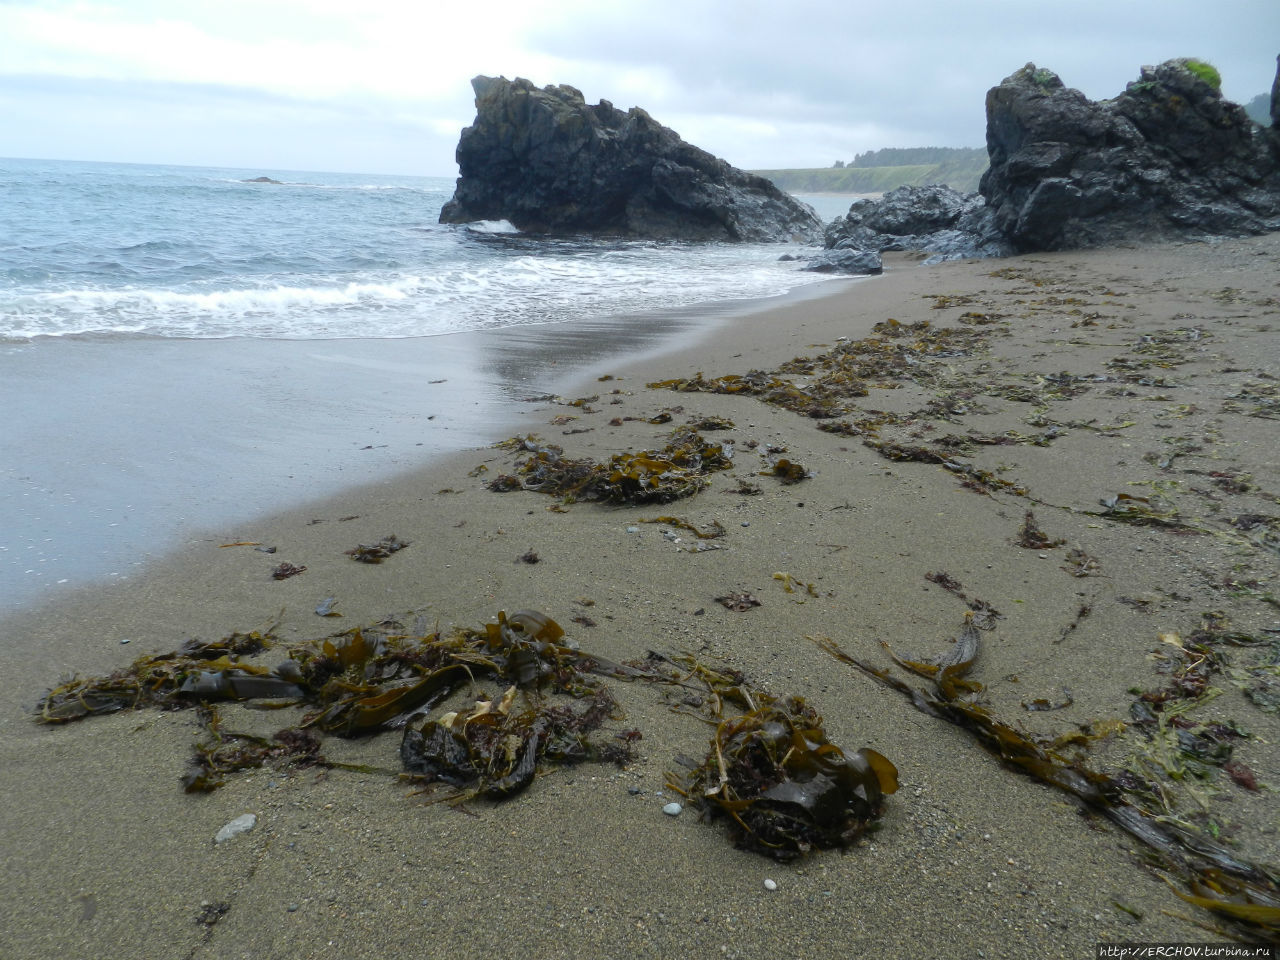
1184,58,1222,91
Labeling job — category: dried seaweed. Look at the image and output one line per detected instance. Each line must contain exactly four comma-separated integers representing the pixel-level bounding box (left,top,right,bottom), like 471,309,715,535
1090,493,1198,531
183,707,328,793
639,516,726,540
401,685,630,800
816,628,1280,941
491,429,732,505
271,562,306,580
666,690,896,859
1016,511,1065,549
764,458,810,484
863,440,1027,496
716,592,761,612
36,610,669,797
345,534,410,563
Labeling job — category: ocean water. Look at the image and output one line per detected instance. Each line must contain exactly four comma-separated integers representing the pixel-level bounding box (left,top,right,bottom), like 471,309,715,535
0,157,851,610
0,157,841,342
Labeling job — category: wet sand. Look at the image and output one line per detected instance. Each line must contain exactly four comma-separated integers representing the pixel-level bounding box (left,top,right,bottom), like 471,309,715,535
3,237,1279,959
2,287,836,609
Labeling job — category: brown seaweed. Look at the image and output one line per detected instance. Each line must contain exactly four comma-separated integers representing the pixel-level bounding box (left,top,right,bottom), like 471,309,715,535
1016,510,1066,549
491,429,733,505
639,516,726,539
764,458,810,484
271,562,306,580
400,685,630,800
1090,493,1198,532
816,631,1280,941
715,592,761,612
344,534,410,563
667,694,897,859
183,707,328,793
36,610,671,794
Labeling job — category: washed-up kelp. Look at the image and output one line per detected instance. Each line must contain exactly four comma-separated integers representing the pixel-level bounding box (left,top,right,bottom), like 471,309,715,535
38,629,298,723
650,320,991,419
37,609,902,861
490,429,733,505
1016,511,1065,549
816,626,1280,941
35,611,664,797
345,534,410,563
1089,493,1199,532
864,440,1028,496
400,683,633,799
665,659,897,859
183,706,329,793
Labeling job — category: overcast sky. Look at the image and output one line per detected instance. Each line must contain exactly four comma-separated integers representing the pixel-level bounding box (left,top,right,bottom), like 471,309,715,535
1,0,1276,176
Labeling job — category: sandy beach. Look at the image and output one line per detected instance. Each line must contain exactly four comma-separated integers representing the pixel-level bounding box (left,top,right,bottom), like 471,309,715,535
4,236,1279,959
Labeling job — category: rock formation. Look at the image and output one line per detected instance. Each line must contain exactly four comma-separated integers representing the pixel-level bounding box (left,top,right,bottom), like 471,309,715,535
821,184,1011,265
440,76,823,243
823,57,1280,263
980,58,1280,250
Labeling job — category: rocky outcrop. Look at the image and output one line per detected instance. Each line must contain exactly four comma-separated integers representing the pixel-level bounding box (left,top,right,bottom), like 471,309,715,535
822,57,1280,262
802,248,884,275
980,59,1280,250
822,184,1011,264
440,76,823,243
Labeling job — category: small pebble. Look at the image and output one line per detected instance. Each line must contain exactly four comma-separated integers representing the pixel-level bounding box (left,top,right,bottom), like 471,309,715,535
662,802,682,816
763,878,778,891
626,526,639,533
215,813,257,844
119,638,131,644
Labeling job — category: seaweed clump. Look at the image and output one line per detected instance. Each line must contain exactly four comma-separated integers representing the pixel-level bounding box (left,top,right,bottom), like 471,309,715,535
670,698,896,859
666,664,897,860
490,428,733,505
816,622,1280,941
345,534,410,563
36,611,657,799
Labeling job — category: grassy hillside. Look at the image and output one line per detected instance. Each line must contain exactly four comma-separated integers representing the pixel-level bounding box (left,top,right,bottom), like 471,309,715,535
754,158,988,195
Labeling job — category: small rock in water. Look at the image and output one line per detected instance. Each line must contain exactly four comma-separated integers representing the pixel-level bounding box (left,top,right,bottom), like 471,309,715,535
763,878,778,891
215,813,257,844
662,802,683,817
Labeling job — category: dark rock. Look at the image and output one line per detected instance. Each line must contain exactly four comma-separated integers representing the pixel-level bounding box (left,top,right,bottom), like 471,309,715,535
979,59,1280,250
823,185,1012,263
242,176,284,184
440,76,823,243
824,58,1280,261
802,248,883,275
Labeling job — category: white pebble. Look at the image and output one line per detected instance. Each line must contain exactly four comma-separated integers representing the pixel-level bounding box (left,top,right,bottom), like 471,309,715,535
662,802,682,816
763,878,778,891
215,813,257,844
626,526,639,533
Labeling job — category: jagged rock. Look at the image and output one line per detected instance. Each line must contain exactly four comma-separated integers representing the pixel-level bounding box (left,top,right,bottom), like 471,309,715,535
823,58,1280,261
802,248,883,275
823,185,1012,263
980,59,1280,250
440,76,823,243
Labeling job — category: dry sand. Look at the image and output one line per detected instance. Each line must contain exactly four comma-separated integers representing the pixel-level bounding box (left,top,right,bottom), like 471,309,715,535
4,236,1280,959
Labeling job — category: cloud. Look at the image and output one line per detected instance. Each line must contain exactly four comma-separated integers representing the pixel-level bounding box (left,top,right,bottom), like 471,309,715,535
1,0,1276,174
0,74,457,174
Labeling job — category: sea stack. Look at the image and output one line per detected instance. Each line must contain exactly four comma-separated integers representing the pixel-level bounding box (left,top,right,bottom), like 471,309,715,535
979,58,1280,250
439,76,823,243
